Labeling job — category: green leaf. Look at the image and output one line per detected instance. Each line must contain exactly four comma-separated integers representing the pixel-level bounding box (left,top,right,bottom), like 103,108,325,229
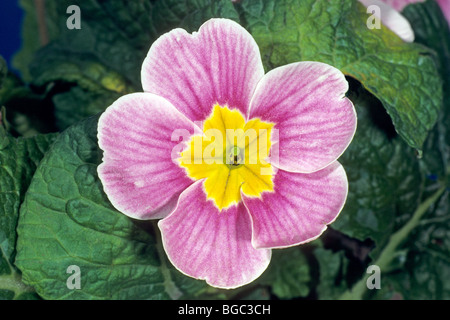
389,193,450,300
12,0,62,81
29,0,238,89
23,0,154,130
332,81,423,258
315,248,348,300
367,1,450,300
337,2,450,299
51,87,122,131
0,120,57,299
25,0,239,129
152,0,240,32
238,0,442,150
259,247,310,299
403,0,450,184
14,115,209,300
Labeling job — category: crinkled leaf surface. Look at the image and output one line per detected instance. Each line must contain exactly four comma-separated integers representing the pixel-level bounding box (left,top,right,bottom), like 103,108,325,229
9,0,449,300
332,81,423,258
369,0,450,300
310,82,425,299
319,1,450,299
1,55,56,300
14,115,209,300
25,0,239,129
315,247,348,300
0,122,57,299
403,0,450,182
378,193,450,300
258,247,310,299
239,0,442,150
12,0,62,81
22,0,443,146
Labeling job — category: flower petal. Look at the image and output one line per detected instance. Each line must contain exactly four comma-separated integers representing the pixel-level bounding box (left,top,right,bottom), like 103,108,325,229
141,18,264,122
98,93,199,220
242,162,348,249
248,61,357,173
378,0,424,11
380,0,449,27
359,0,415,42
158,180,271,289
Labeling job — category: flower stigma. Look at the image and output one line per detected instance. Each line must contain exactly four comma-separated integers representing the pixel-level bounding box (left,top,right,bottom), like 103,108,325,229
227,146,243,168
178,104,275,211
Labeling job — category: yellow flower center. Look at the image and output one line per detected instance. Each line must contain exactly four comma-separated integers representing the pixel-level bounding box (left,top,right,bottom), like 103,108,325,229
179,104,275,210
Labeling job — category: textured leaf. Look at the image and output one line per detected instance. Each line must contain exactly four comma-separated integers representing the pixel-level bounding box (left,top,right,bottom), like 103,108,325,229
238,0,442,150
9,0,449,300
403,0,450,183
51,86,122,131
315,247,348,300
331,80,423,258
12,0,61,82
152,0,240,32
26,0,239,129
396,193,450,300
259,247,310,299
14,115,209,300
0,119,57,299
370,1,450,300
372,189,450,300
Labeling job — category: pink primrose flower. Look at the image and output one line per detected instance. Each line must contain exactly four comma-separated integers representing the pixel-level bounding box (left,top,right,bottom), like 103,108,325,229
360,0,416,42
97,18,357,288
383,0,449,23
360,0,450,42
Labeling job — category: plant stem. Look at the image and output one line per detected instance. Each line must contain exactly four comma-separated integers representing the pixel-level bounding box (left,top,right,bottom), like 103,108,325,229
34,0,49,46
338,185,447,300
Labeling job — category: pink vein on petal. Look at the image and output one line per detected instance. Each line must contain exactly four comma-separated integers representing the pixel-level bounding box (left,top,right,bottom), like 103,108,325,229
97,92,199,220
141,18,265,122
248,61,357,173
158,180,271,289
